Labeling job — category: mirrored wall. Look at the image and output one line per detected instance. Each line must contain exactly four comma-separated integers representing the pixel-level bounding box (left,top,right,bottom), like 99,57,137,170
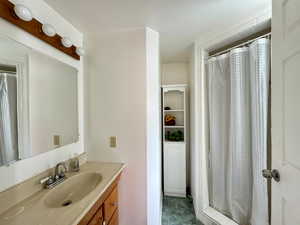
0,35,79,166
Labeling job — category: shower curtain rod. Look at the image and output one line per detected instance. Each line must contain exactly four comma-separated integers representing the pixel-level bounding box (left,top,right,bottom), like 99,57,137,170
207,32,271,59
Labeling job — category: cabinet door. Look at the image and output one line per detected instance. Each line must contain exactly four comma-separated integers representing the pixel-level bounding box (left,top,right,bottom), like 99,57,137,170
88,208,103,225
164,142,186,197
108,210,119,225
104,187,118,223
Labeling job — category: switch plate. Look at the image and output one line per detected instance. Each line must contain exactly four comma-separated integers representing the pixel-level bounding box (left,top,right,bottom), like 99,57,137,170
53,135,60,146
110,136,117,148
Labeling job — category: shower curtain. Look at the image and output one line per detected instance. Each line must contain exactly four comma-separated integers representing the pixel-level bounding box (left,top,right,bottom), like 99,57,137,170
207,38,270,225
0,73,18,166
207,54,231,216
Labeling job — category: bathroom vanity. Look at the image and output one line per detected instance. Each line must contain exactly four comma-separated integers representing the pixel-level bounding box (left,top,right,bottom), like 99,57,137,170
78,170,120,225
0,7,124,225
0,161,125,225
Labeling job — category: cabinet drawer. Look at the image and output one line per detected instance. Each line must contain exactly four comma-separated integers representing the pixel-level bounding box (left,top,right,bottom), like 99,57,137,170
104,187,118,223
108,210,118,225
88,208,103,225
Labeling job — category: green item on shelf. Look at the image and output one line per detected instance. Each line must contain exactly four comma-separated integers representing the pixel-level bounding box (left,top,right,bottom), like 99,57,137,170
166,130,184,142
166,131,171,140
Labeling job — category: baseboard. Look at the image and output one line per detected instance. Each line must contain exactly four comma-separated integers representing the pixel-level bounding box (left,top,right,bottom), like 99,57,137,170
164,192,186,198
194,205,218,225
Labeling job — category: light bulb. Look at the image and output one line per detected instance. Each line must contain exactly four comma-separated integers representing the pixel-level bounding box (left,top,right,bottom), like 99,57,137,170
61,37,72,48
14,4,33,22
76,47,85,56
42,24,56,37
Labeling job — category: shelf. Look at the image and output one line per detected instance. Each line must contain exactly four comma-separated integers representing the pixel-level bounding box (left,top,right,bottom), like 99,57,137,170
162,85,187,198
164,109,184,112
164,126,184,128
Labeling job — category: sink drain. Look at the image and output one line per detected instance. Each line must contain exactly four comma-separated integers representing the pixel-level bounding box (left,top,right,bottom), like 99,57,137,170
62,200,72,207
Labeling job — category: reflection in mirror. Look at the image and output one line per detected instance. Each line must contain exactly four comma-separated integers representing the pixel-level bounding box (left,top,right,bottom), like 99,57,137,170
0,65,18,165
0,36,79,167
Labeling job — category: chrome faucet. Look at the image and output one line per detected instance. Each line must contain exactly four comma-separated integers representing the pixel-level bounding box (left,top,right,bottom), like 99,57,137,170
54,162,67,179
40,162,68,189
69,156,80,172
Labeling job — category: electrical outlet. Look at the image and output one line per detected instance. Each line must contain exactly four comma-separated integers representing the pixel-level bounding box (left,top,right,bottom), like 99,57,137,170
110,136,117,148
53,135,60,146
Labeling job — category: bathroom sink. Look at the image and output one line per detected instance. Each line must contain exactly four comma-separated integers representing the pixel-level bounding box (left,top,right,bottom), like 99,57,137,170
44,172,102,208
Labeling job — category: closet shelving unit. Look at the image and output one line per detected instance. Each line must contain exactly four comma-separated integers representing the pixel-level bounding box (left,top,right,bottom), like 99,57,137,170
162,84,187,197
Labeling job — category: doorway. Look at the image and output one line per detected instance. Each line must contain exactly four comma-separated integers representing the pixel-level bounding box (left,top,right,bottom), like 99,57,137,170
198,27,272,225
160,63,202,225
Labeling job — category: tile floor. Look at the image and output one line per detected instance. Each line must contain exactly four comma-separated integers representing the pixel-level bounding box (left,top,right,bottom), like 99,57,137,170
162,196,203,225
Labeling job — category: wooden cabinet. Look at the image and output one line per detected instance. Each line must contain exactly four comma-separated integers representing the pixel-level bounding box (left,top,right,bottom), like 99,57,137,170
104,187,118,222
108,210,119,225
88,209,104,225
78,175,120,225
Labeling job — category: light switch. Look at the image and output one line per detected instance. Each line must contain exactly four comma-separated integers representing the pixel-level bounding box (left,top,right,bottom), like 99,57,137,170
110,136,117,148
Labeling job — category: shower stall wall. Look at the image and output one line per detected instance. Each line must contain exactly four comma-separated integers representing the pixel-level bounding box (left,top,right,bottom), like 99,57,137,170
206,38,270,225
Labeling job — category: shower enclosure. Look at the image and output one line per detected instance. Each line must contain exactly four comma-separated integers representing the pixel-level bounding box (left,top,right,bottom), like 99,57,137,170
206,38,270,225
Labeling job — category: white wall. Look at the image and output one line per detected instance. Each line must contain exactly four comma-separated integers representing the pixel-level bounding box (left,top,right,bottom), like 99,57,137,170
146,28,162,225
85,27,160,225
189,45,196,202
0,0,84,192
161,62,189,85
189,44,214,225
29,51,78,155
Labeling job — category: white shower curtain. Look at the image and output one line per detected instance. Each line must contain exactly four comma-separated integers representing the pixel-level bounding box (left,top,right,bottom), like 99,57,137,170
249,39,270,225
207,54,231,216
228,47,253,224
207,38,270,225
0,73,18,166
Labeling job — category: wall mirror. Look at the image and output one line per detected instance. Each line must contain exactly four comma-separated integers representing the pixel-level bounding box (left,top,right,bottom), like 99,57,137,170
0,35,79,167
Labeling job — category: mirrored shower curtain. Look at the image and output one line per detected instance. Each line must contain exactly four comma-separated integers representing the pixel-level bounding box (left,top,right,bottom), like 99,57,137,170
0,73,18,166
207,38,270,225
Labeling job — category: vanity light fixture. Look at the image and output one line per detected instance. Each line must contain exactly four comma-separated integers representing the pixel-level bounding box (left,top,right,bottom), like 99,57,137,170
0,1,80,59
61,36,72,48
76,47,85,56
14,4,33,22
42,24,56,37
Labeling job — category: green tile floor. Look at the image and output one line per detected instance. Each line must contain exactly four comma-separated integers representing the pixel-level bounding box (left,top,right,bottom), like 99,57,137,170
162,196,203,225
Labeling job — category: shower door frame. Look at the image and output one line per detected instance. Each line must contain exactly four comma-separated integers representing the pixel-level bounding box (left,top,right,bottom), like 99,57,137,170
193,11,272,225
